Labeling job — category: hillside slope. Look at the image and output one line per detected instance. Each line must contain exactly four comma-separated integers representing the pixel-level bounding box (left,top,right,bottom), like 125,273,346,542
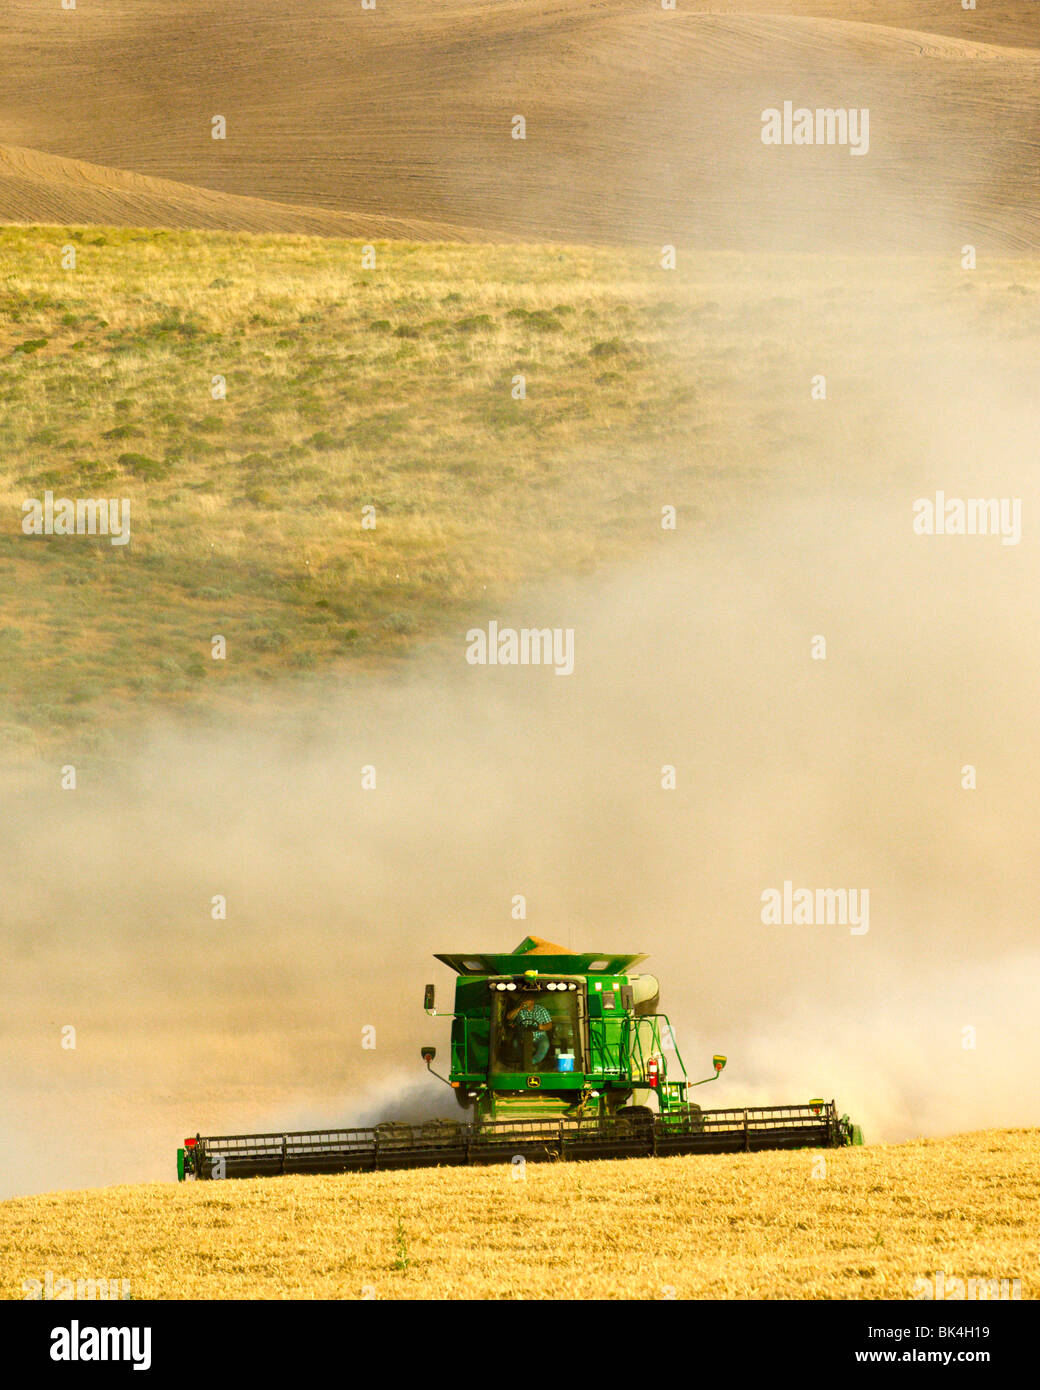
0,145,482,241
2,228,1037,760
2,1130,1035,1299
2,1,1038,248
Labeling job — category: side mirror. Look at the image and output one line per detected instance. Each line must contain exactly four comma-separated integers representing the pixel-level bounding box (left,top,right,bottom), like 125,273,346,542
691,1053,727,1087
423,984,435,1012
421,1046,436,1065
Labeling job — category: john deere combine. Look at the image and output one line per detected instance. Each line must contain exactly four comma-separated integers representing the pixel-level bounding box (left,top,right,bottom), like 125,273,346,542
178,936,862,1180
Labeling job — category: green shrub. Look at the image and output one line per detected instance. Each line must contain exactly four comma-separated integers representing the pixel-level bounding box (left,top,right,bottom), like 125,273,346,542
118,453,170,480
103,424,146,441
455,314,493,333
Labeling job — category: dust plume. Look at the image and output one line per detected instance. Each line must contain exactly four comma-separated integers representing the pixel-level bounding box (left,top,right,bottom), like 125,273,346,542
3,302,1039,1199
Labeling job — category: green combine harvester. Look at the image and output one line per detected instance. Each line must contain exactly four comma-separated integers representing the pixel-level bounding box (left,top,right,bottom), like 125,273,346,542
178,937,862,1180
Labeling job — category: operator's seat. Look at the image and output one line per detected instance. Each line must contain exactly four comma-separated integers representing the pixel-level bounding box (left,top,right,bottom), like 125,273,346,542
508,1020,556,1072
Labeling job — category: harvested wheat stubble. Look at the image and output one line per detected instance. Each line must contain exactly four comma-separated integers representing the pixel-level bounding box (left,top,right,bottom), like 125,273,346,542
2,1129,1036,1300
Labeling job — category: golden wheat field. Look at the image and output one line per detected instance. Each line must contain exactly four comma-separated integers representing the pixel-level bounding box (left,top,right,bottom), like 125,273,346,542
2,1130,1036,1300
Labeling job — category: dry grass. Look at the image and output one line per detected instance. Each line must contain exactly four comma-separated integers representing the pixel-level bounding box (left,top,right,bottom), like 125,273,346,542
0,226,697,756
2,1130,1036,1300
1,225,1039,761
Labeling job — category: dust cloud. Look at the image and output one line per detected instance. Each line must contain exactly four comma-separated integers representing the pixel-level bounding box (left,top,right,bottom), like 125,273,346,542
3,323,1039,1199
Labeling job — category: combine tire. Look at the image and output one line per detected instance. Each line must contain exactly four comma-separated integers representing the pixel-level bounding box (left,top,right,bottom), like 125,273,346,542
614,1105,655,1142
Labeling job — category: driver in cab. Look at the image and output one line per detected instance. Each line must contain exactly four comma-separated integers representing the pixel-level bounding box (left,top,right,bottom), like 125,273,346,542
507,994,552,1066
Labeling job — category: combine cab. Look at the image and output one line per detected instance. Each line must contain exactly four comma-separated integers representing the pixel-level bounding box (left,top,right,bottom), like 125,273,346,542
178,936,862,1180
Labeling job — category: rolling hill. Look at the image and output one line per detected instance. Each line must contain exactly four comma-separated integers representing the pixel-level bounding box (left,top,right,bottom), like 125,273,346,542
0,145,482,240
2,0,1038,249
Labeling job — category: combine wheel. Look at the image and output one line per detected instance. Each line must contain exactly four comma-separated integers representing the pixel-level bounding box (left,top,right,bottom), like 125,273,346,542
614,1105,655,1142
420,1120,463,1139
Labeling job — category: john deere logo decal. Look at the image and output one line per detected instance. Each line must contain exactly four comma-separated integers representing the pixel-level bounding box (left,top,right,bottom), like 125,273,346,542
526,1075,541,1088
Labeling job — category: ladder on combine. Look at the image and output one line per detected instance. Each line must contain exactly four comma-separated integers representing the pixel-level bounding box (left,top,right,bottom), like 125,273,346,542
623,1013,698,1115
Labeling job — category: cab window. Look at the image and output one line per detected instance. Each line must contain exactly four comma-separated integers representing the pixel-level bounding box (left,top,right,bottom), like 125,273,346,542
489,989,585,1074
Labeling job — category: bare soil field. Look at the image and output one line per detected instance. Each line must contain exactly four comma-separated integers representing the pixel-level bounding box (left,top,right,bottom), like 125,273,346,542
2,1,1038,248
2,1129,1035,1300
0,145,480,241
